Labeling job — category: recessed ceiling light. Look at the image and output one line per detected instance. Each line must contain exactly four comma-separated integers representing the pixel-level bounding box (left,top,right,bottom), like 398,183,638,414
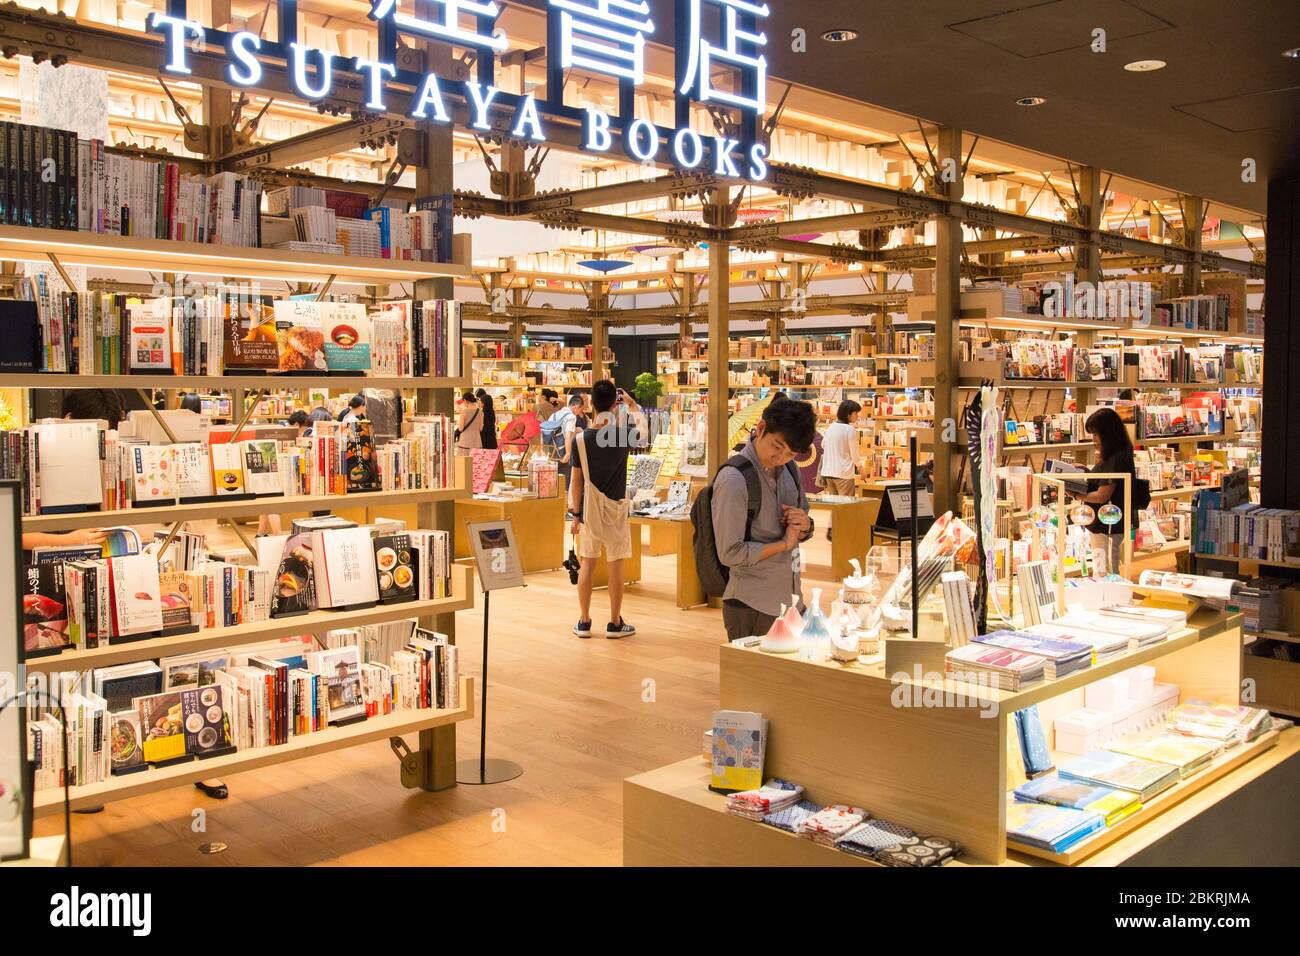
1015,96,1046,107
1124,59,1167,72
1284,47,1300,60
821,29,858,42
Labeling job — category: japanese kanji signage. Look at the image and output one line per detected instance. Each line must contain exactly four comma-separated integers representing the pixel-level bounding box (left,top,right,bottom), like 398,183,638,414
148,0,771,181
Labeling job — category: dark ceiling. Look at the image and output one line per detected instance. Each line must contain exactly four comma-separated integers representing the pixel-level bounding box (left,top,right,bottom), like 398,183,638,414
521,0,1300,217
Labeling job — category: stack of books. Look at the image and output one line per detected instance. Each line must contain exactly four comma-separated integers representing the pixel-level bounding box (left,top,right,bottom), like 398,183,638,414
1058,749,1181,802
1164,701,1272,744
1013,772,1142,826
944,643,1045,690
1005,798,1106,853
972,629,1092,679
1103,732,1221,778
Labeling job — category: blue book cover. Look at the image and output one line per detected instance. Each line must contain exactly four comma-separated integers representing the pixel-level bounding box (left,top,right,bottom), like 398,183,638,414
976,629,1092,662
1015,705,1054,776
1015,772,1114,810
1006,799,1106,851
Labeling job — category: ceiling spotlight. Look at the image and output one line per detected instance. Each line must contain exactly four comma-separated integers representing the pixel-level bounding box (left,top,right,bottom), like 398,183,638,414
1015,96,1047,107
1284,47,1300,60
821,29,858,42
1124,59,1167,72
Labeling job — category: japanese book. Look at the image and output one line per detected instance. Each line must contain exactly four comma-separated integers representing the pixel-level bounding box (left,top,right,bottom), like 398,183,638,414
320,302,370,372
974,630,1092,679
180,685,231,755
1104,732,1220,778
272,299,326,373
1005,798,1106,852
345,420,380,492
131,444,176,503
709,710,768,794
173,442,214,499
372,532,417,604
240,439,282,496
126,299,172,373
108,553,164,638
91,661,162,712
210,442,246,496
1058,750,1180,802
223,300,279,370
313,527,380,609
157,570,197,631
305,645,366,724
109,709,145,774
22,562,72,655
270,532,316,616
30,420,103,509
134,691,187,764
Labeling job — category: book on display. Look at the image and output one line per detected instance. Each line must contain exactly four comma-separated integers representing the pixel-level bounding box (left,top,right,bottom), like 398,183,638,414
1013,772,1141,826
1020,623,1128,664
944,643,1045,689
1005,798,1106,853
973,630,1092,679
1058,749,1180,801
1103,733,1221,778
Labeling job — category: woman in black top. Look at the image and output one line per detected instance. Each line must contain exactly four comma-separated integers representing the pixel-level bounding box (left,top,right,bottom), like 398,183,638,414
475,388,498,450
1080,407,1136,575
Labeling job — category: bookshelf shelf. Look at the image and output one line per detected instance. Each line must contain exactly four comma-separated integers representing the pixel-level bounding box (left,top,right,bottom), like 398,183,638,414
0,224,471,284
0,372,471,390
23,563,475,674
21,485,468,533
32,676,475,816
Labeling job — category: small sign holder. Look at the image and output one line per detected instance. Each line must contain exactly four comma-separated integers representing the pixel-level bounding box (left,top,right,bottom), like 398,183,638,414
457,519,525,785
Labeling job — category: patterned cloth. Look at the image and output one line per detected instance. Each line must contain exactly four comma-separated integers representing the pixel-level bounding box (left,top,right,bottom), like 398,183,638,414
872,835,961,867
761,799,823,833
726,779,805,821
796,805,869,846
835,818,917,856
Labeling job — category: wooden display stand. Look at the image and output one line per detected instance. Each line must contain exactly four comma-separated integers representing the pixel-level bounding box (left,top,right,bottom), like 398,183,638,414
630,516,705,608
625,608,1300,866
455,493,565,573
806,495,882,580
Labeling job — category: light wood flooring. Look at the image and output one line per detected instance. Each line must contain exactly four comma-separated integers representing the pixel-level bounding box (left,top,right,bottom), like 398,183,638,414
34,525,1177,866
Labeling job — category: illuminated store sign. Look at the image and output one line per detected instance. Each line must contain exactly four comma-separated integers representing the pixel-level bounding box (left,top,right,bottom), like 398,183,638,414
148,0,770,181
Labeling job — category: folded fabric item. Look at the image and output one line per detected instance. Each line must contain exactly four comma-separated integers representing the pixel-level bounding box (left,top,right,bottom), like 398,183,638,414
873,835,960,867
796,804,869,845
761,799,823,833
726,779,805,820
835,818,917,854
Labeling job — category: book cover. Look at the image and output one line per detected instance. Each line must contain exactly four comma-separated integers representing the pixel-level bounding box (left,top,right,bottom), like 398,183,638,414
272,299,327,372
127,300,172,373
31,420,103,508
373,533,416,604
241,440,282,496
173,443,214,498
223,300,278,370
320,302,370,372
94,662,163,712
1059,750,1180,800
1005,799,1105,851
108,553,164,637
313,527,380,608
1104,733,1219,776
0,300,41,372
210,442,246,496
709,710,767,794
131,444,176,503
270,532,316,616
135,691,187,764
345,421,379,492
157,571,196,631
109,709,145,774
22,562,72,654
305,645,366,724
180,685,230,755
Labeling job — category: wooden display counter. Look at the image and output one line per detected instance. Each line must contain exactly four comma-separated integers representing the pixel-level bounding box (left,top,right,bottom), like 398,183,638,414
624,608,1300,866
455,493,566,573
630,516,705,609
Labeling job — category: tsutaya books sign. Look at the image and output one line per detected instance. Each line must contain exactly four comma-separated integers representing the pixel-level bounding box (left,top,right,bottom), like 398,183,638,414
147,0,771,181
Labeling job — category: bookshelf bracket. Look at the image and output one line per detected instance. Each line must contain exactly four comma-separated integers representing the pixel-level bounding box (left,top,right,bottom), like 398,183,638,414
314,275,338,302
389,735,429,789
135,390,181,444
220,518,260,559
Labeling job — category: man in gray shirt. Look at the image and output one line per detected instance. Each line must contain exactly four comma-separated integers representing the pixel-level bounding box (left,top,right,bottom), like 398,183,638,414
711,396,817,641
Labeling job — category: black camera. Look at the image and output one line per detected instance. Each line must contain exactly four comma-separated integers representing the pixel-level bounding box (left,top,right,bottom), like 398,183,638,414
563,548,581,585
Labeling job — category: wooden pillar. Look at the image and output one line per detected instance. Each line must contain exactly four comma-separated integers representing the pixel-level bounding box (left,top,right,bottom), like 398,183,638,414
1183,196,1205,296
591,313,607,386
707,195,732,475
412,15,458,790
1075,166,1103,466
932,126,964,513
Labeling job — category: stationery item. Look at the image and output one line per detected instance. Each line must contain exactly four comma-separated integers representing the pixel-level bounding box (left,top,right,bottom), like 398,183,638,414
1006,798,1106,852
1165,701,1272,743
1016,560,1057,626
872,835,960,867
945,643,1046,690
1022,623,1128,664
709,710,769,794
1058,749,1180,801
974,630,1092,679
942,570,977,646
470,448,502,495
1014,772,1142,826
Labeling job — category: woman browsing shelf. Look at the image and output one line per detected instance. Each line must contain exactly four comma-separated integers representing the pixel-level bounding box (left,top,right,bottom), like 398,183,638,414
474,388,498,450
1080,407,1137,576
454,390,483,452
819,399,862,497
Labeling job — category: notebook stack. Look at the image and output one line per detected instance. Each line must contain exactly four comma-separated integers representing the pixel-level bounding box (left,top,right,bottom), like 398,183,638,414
1104,733,1221,779
1058,750,1181,802
725,779,805,821
1014,772,1142,826
1057,609,1172,650
945,644,1045,690
973,629,1092,679
1006,798,1107,853
1165,701,1272,745
1023,622,1128,665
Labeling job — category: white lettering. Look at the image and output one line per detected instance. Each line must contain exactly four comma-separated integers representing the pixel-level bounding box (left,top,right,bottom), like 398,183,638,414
147,12,205,75
511,93,546,141
465,82,500,130
672,127,704,168
625,117,658,161
226,31,263,86
584,107,612,151
747,141,768,181
409,73,451,122
354,57,397,111
713,135,740,176
289,43,335,99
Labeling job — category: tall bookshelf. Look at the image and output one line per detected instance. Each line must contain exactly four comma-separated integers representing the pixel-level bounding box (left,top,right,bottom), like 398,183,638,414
2,227,479,810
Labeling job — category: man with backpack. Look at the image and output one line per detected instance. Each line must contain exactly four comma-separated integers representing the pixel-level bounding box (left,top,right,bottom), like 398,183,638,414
692,396,817,641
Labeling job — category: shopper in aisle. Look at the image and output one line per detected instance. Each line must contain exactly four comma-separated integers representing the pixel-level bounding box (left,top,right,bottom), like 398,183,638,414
454,389,483,452
556,392,588,488
569,380,647,638
711,397,818,641
475,388,498,449
535,388,562,422
337,394,366,422
1080,407,1137,575
287,409,311,433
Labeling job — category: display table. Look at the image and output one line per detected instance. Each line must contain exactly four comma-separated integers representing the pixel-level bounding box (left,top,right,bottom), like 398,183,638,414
806,495,882,580
455,493,565,573
624,608,1300,866
630,516,706,609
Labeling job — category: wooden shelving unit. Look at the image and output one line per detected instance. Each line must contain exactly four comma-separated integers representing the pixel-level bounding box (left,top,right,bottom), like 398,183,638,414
0,372,470,390
33,677,475,816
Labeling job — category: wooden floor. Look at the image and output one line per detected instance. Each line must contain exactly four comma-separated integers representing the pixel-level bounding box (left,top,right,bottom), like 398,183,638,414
35,524,1179,866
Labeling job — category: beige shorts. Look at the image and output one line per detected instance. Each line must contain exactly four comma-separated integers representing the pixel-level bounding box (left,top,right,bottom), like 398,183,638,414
578,519,632,562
